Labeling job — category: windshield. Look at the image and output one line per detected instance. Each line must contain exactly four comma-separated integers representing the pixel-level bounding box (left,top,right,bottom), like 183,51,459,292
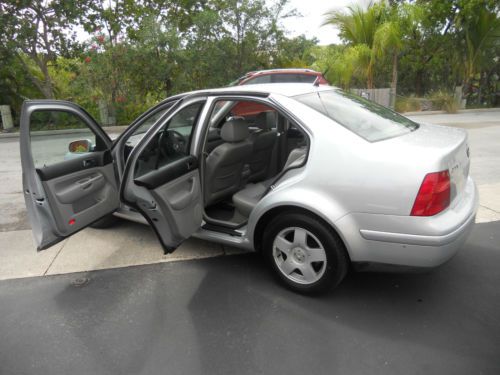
295,90,419,142
124,101,178,147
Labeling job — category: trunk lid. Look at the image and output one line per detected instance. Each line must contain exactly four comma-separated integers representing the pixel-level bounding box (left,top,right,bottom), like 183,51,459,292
385,122,470,206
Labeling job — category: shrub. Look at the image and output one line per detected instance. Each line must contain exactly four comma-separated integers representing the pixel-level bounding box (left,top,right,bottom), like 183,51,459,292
395,95,422,113
428,90,459,113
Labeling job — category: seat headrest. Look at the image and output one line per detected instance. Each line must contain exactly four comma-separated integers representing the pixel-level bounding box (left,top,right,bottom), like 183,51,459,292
221,119,249,142
255,111,276,130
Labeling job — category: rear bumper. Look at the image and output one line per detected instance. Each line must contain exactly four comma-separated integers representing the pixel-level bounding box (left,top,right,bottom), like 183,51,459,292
359,210,476,247
335,176,479,269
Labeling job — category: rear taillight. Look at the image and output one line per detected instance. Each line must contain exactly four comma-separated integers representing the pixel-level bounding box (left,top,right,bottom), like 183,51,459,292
411,170,450,216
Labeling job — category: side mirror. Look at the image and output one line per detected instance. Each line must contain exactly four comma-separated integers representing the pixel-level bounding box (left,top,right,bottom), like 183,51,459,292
68,139,92,153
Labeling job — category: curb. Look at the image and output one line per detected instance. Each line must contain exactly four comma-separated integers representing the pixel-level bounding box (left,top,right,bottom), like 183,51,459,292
403,108,500,116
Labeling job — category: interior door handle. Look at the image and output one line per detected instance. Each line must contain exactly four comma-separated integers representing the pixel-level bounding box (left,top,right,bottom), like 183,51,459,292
83,158,96,168
55,173,105,204
77,174,103,189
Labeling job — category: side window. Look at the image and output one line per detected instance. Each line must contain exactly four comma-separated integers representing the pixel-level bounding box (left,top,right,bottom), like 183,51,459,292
209,100,277,129
30,110,99,168
134,101,205,177
125,103,176,149
286,120,307,154
244,75,271,85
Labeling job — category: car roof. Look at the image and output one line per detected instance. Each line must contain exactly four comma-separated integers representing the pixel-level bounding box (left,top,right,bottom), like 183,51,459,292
184,83,336,99
246,68,322,75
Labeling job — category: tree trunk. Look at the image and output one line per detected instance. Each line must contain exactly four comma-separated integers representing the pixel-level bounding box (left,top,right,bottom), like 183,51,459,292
415,69,424,97
38,60,54,99
367,63,374,89
15,52,55,99
390,52,398,109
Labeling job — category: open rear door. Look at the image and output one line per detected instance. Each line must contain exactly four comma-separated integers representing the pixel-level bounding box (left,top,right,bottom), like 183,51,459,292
20,100,120,250
121,98,207,253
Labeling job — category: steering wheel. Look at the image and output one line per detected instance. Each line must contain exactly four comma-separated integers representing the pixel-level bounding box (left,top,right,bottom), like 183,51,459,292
158,129,187,158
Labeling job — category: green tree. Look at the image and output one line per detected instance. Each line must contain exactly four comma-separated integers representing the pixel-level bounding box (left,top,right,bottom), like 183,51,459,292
0,1,86,99
372,20,401,105
323,2,388,88
458,7,500,95
273,35,319,68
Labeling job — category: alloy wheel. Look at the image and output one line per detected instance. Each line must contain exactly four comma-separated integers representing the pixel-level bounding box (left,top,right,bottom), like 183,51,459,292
272,226,327,285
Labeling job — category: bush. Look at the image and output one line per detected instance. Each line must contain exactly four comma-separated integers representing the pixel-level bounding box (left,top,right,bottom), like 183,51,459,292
395,95,422,113
428,90,459,113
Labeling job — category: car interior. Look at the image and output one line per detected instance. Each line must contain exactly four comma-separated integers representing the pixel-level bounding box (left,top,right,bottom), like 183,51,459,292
202,99,309,227
121,98,309,229
131,102,204,178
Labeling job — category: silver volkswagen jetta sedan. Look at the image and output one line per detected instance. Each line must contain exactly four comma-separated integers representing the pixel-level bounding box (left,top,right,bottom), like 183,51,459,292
21,84,478,293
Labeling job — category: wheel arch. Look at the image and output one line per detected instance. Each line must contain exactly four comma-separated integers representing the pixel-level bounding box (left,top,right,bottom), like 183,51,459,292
252,205,352,261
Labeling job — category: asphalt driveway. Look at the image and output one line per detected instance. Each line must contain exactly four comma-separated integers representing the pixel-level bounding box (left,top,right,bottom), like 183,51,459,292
0,221,499,375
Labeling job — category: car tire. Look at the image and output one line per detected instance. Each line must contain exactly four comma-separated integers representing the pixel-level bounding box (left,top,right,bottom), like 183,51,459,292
263,212,349,294
90,214,119,229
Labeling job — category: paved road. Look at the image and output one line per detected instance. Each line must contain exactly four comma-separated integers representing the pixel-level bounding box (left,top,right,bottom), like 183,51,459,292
0,221,499,375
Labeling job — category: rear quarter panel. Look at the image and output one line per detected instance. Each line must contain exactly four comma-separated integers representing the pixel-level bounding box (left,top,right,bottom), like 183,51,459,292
265,94,434,216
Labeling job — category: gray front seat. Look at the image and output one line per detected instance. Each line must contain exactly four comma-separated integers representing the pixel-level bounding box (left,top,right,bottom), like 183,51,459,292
204,119,253,207
248,111,277,182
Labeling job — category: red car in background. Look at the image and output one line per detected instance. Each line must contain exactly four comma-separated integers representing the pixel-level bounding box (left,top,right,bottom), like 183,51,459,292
230,69,329,116
230,68,329,86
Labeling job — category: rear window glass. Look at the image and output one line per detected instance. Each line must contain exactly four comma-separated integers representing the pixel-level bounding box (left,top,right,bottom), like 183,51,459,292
244,75,272,85
272,74,317,83
295,90,419,142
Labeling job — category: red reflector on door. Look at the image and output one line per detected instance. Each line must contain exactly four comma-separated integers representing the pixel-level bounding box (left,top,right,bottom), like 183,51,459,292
69,218,76,225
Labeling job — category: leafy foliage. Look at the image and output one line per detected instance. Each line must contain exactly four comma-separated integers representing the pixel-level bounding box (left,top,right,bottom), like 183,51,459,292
0,0,499,129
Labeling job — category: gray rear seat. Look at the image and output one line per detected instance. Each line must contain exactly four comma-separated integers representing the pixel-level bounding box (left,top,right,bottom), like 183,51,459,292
232,147,307,217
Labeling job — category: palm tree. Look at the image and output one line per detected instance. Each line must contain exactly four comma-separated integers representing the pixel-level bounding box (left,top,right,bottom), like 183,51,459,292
323,2,384,88
372,21,401,106
323,2,382,47
459,8,500,95
323,1,412,99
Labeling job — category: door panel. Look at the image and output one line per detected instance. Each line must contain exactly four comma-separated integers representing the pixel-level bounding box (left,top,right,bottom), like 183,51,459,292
41,162,118,236
20,100,120,250
121,99,207,252
140,169,202,245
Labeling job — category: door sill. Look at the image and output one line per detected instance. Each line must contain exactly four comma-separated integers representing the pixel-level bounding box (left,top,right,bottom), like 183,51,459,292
201,223,243,237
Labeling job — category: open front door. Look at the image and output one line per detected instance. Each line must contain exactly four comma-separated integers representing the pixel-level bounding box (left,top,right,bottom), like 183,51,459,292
20,100,120,250
121,98,207,253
